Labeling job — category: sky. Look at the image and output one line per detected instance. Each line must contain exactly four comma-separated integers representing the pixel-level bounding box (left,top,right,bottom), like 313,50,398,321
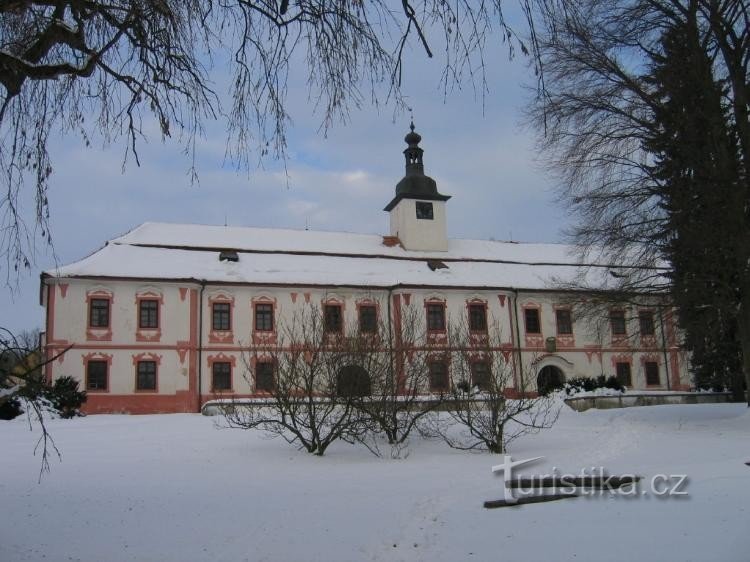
1,11,570,334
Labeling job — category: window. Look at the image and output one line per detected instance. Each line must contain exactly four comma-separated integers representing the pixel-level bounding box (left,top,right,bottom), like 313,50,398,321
610,310,627,336
645,361,660,385
471,361,491,391
426,303,446,332
324,304,343,333
429,361,449,392
87,360,108,391
524,308,541,334
468,304,487,332
616,362,632,386
138,299,159,329
212,362,232,391
359,305,377,333
639,311,655,336
136,360,157,391
256,362,274,392
89,298,110,328
416,201,434,220
254,303,274,332
212,302,231,331
556,309,573,335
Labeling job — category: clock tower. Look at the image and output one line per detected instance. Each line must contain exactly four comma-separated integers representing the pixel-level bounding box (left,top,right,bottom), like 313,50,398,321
384,123,451,252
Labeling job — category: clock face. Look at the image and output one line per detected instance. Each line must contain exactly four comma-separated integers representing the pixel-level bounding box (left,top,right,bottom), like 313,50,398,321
416,201,434,220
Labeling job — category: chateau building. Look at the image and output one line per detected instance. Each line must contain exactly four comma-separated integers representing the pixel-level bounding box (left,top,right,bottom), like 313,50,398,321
41,125,690,413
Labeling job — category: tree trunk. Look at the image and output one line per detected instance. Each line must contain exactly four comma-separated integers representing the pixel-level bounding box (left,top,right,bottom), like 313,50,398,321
737,287,750,406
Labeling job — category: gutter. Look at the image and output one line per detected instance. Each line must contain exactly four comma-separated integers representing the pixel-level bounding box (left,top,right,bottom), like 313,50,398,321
197,281,206,412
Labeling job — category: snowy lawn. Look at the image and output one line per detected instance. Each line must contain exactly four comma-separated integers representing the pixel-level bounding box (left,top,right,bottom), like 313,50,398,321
1,403,748,562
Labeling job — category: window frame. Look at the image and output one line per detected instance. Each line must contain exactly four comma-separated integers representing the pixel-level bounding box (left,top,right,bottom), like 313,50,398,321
428,360,449,392
255,361,275,393
254,303,274,332
426,303,446,332
471,361,491,391
610,310,627,336
138,299,159,330
524,307,541,335
615,362,632,387
645,361,660,386
324,304,343,334
358,304,378,334
639,311,656,337
211,361,232,392
415,201,434,220
86,359,109,391
212,302,232,332
136,360,157,391
468,303,488,332
89,298,110,328
555,309,573,335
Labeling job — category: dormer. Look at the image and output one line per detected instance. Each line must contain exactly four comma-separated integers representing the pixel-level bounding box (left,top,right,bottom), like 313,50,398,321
383,123,451,252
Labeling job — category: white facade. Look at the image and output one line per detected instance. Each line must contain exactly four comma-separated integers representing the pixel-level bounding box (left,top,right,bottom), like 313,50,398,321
41,127,691,413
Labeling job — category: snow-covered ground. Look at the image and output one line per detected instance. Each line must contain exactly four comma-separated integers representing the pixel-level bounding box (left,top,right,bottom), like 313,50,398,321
1,403,748,562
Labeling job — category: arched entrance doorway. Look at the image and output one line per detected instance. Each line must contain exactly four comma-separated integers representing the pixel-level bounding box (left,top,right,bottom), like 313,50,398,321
537,365,565,395
336,365,371,397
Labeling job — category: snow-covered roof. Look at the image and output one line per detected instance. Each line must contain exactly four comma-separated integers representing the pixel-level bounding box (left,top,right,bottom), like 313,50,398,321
44,222,619,290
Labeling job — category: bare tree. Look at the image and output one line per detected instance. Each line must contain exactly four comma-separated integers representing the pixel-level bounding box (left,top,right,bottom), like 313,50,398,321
430,320,559,454
220,304,376,456
0,1,539,281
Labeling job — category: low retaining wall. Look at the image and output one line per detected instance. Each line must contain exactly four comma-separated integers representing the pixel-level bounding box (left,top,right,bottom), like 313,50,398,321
565,392,733,412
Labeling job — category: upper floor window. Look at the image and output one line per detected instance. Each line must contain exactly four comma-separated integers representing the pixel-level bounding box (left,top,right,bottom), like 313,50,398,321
645,361,660,385
212,302,231,331
416,201,434,220
89,298,110,328
428,361,449,392
254,303,274,332
426,303,446,332
555,309,573,335
359,305,377,334
610,310,627,336
639,311,655,336
87,360,108,391
212,362,232,392
138,299,159,329
136,360,157,391
524,308,541,334
468,304,487,332
256,361,275,392
324,304,343,333
616,362,632,386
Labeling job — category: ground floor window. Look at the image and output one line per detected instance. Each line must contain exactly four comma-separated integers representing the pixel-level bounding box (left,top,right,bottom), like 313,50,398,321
429,361,449,392
87,360,108,391
256,362,275,392
616,362,632,387
645,361,660,386
212,362,232,392
136,361,157,391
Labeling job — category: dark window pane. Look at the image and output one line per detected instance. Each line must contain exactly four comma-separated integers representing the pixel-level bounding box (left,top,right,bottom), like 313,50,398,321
139,299,159,329
256,362,274,392
89,298,110,328
416,201,434,220
645,362,660,385
639,312,655,336
212,362,231,391
255,303,274,331
468,304,487,332
471,362,491,390
136,361,157,390
616,362,632,386
556,309,573,335
524,308,540,334
429,361,449,392
426,304,446,331
610,311,627,336
87,360,108,390
212,303,231,331
359,305,377,333
324,305,343,333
